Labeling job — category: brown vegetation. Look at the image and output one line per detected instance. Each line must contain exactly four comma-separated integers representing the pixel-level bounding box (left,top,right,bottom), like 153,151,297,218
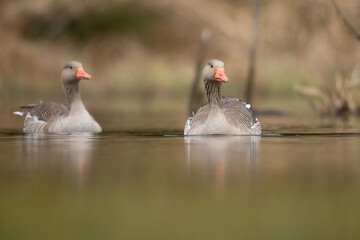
0,0,359,123
294,68,360,116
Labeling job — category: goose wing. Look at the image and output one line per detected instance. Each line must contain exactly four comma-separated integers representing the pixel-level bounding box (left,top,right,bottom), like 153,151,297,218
221,97,258,129
19,102,69,122
184,104,210,134
184,97,261,134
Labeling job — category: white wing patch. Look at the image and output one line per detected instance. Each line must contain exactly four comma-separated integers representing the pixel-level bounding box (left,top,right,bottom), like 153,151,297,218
251,120,260,130
13,111,24,116
24,112,45,123
246,104,251,109
23,112,47,133
184,117,192,135
250,117,260,128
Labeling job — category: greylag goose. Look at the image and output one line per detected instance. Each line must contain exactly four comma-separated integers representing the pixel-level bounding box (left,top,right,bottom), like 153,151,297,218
184,59,261,135
14,61,102,134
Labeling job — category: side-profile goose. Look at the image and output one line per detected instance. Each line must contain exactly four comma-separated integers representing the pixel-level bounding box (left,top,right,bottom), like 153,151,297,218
14,61,102,134
184,59,261,135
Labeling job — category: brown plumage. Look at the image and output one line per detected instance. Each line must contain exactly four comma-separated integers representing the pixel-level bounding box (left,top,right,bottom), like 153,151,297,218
184,59,261,135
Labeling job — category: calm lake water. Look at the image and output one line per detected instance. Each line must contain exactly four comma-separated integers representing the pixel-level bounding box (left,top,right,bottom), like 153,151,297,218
1,115,360,240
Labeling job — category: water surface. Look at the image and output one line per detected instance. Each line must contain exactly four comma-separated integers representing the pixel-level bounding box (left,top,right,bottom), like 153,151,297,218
1,117,360,240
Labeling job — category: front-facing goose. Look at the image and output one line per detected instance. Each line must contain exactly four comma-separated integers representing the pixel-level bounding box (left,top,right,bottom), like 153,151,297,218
184,59,261,135
14,61,102,134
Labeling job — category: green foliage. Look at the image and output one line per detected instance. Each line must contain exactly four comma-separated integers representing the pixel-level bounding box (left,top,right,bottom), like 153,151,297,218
23,3,163,41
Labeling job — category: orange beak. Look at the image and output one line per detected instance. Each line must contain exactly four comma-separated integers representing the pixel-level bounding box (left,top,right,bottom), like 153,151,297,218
214,68,229,82
76,68,91,80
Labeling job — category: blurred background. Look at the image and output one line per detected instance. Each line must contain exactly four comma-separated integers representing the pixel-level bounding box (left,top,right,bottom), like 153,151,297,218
1,2,360,239
0,0,359,131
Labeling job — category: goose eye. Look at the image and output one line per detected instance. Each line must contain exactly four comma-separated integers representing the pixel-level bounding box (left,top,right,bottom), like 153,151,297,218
69,66,73,69
210,65,213,68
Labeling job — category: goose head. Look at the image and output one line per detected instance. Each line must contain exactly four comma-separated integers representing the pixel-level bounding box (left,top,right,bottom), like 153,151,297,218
203,59,229,83
61,61,91,85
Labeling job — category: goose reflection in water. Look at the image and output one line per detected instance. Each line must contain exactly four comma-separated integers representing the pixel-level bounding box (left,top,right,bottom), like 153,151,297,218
16,133,98,187
185,136,261,186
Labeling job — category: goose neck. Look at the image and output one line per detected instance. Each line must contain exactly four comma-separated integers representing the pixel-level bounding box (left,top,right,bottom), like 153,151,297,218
63,82,81,104
204,80,222,109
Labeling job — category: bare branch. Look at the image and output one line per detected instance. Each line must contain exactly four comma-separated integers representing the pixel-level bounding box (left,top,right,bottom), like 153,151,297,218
330,0,360,41
189,29,210,115
245,0,262,103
